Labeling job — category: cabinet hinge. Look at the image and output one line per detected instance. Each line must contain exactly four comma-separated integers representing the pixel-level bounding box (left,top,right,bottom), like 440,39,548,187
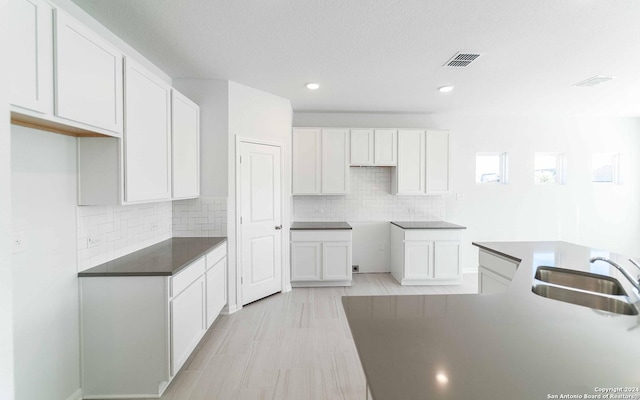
240,156,242,163
241,277,243,284
240,217,243,224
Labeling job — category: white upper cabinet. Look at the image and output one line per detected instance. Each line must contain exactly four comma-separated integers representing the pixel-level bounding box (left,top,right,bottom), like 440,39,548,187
78,59,173,205
292,128,349,195
124,59,171,203
292,128,322,194
393,130,450,195
171,90,200,200
54,10,123,135
350,129,374,165
10,0,53,114
395,129,425,194
426,131,450,194
374,129,397,166
322,129,349,194
350,129,397,166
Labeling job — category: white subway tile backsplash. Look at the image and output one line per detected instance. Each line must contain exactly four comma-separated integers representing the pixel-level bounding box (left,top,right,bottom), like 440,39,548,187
172,197,227,237
77,201,173,271
293,167,445,221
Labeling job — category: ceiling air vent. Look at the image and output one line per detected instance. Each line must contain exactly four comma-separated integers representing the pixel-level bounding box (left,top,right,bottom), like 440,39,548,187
574,76,615,87
444,52,482,67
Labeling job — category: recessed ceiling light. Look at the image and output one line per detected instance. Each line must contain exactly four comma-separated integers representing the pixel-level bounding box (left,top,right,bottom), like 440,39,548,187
436,372,449,385
306,82,320,90
438,85,454,93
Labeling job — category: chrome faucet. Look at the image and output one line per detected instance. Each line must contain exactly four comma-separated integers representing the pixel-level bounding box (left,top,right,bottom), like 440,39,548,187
590,257,640,293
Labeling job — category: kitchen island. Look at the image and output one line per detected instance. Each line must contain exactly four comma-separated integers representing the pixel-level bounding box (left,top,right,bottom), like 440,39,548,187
342,241,640,400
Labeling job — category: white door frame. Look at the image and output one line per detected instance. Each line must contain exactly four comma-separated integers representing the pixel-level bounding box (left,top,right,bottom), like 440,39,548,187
235,136,287,309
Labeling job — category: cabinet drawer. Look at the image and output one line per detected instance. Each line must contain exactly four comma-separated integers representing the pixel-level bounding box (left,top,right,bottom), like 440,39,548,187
171,257,206,297
205,244,226,270
291,230,352,242
478,250,518,281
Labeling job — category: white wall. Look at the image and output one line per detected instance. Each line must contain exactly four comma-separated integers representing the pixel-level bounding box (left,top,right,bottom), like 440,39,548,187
228,81,293,310
294,113,640,271
0,0,15,397
11,126,81,400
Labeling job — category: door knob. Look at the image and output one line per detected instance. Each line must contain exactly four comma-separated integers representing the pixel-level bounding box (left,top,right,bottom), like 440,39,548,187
275,225,282,230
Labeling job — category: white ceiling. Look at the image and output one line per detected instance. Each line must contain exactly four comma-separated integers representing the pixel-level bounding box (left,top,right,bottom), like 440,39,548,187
71,0,640,116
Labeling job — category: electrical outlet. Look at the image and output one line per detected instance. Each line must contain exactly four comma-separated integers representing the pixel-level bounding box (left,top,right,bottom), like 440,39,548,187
87,237,101,248
12,231,27,253
456,193,464,201
352,265,360,273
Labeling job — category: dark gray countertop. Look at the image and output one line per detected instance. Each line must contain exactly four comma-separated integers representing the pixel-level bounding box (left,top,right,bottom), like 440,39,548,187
290,221,352,230
342,241,640,400
391,221,466,229
78,237,227,277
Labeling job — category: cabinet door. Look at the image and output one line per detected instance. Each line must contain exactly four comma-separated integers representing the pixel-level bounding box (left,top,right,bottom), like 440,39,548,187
124,59,171,203
10,0,53,114
205,258,226,329
292,128,321,194
291,242,322,281
396,130,425,194
172,90,200,199
426,131,450,193
322,128,349,194
404,241,433,280
434,241,461,280
479,267,510,294
374,129,397,166
322,242,352,281
170,276,205,376
350,129,373,165
54,10,123,134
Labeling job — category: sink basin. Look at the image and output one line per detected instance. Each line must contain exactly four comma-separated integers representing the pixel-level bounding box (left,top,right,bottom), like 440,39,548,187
535,266,627,295
532,284,638,315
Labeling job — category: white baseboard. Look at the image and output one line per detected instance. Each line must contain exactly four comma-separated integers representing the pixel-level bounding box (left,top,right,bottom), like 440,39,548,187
221,304,240,315
65,389,83,400
462,268,478,274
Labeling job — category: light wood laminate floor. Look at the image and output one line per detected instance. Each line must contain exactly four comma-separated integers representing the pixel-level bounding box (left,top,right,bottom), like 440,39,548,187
114,273,478,400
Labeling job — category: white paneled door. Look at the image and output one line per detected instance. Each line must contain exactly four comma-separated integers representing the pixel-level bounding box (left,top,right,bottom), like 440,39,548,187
240,142,282,305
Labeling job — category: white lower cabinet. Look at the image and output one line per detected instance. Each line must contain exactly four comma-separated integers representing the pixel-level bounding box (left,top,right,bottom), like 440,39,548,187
477,249,518,294
390,225,463,285
290,230,352,286
170,276,205,375
205,246,227,328
80,243,227,399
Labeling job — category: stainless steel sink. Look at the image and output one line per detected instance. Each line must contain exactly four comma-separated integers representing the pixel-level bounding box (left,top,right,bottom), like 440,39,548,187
532,283,638,315
532,266,638,316
535,266,626,295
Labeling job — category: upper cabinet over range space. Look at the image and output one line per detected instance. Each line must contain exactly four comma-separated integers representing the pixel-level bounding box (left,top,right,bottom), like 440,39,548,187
293,127,450,196
10,0,201,205
350,129,397,166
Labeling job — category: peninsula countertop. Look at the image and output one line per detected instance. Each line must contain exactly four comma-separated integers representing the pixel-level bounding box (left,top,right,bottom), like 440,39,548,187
78,237,227,277
342,241,640,400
